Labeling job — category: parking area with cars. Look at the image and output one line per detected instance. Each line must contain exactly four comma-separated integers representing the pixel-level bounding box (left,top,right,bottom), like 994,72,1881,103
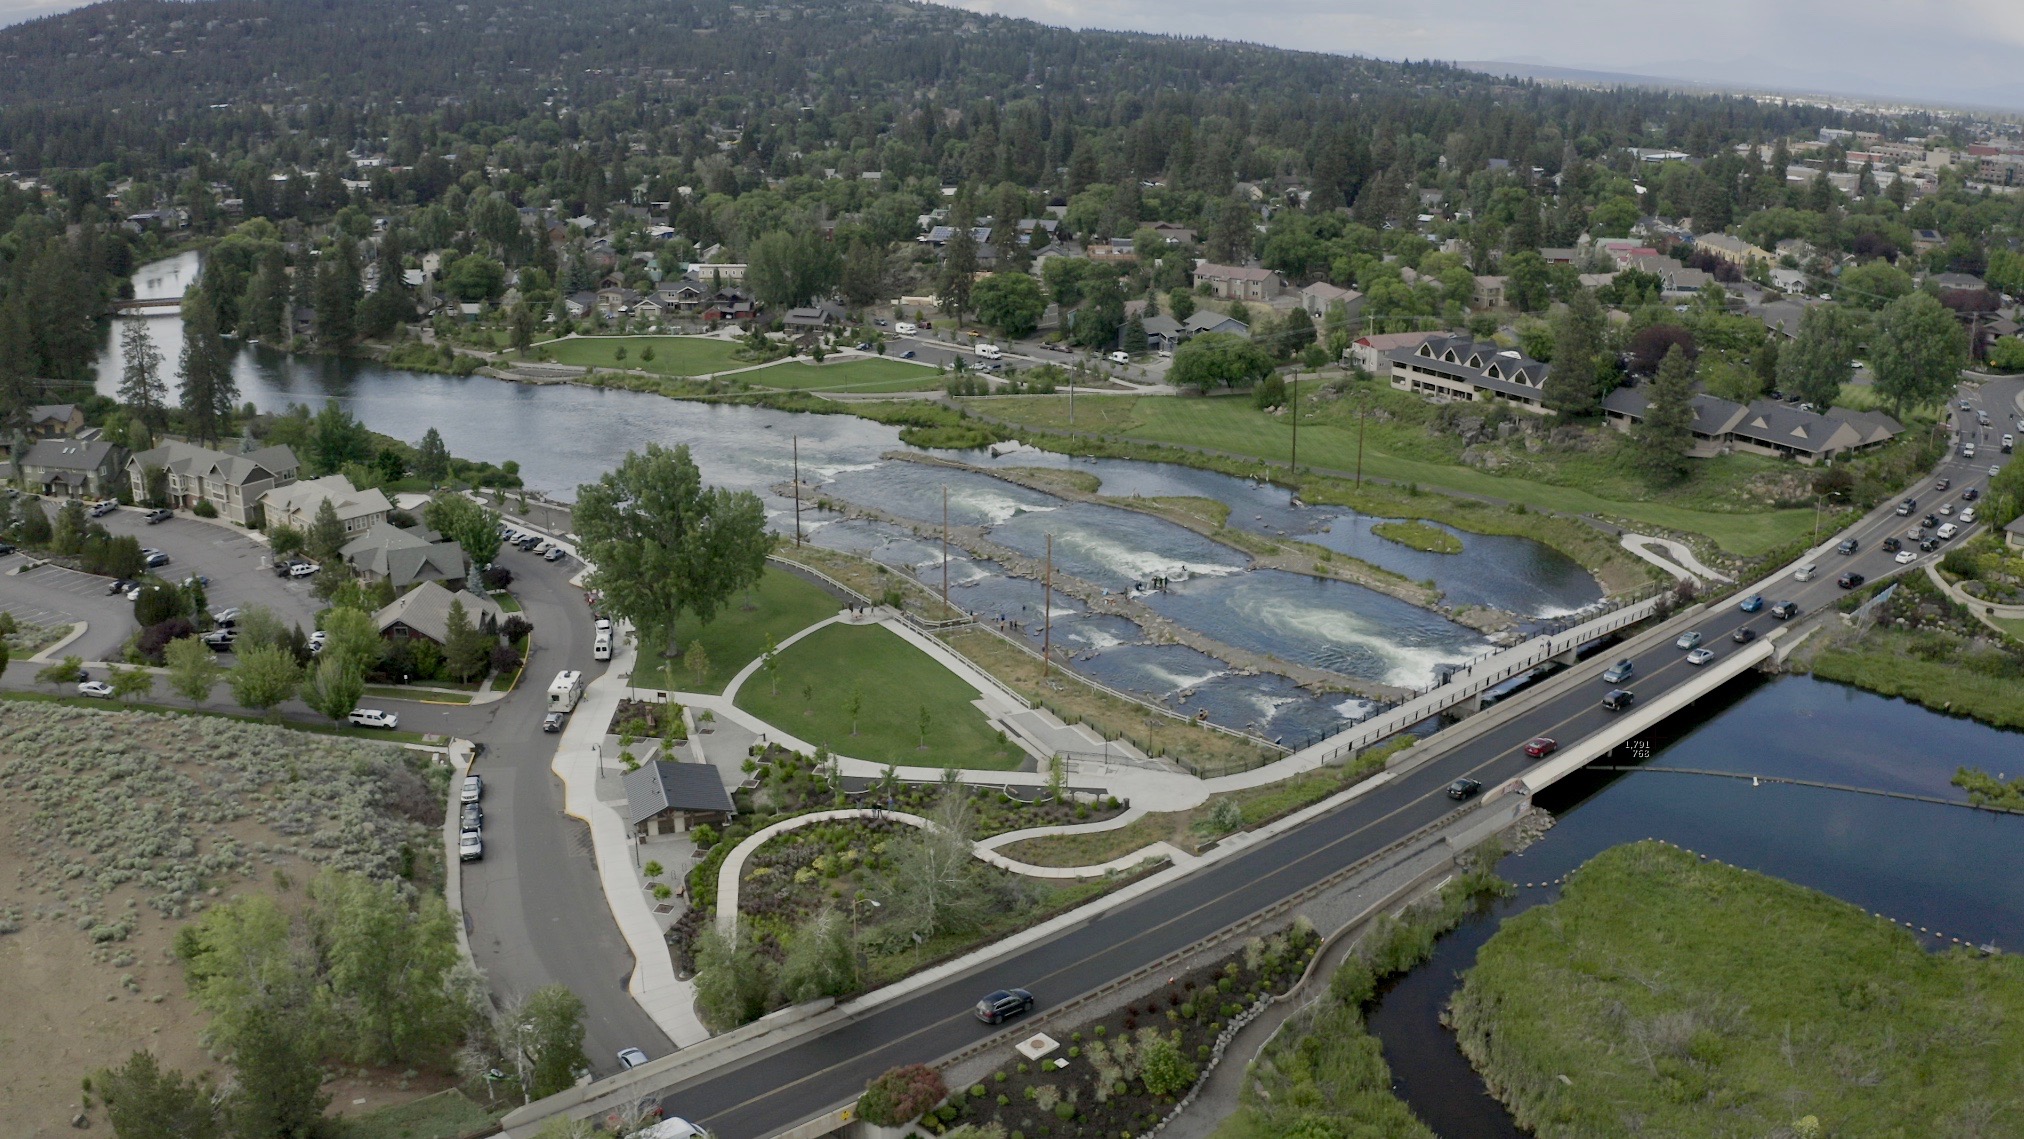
2,504,324,662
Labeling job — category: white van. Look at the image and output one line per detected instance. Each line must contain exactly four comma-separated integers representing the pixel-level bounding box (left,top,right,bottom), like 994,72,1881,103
1793,563,1817,582
593,634,612,662
894,321,918,336
975,343,1003,360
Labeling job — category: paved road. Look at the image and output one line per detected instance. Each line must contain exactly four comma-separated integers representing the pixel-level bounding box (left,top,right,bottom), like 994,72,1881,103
456,544,677,1072
637,380,2016,1138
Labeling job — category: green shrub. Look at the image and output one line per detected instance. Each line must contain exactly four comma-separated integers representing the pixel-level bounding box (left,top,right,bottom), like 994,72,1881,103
192,499,218,518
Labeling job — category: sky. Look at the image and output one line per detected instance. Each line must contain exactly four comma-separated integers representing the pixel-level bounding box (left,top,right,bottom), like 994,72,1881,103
0,0,2019,111
937,0,2024,111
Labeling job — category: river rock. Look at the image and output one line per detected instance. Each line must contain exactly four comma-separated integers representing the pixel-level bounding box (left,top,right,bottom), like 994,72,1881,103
1460,445,1507,470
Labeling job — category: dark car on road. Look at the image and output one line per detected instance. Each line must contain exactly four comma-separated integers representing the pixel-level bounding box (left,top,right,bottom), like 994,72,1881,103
1602,689,1636,711
1770,600,1800,619
1836,537,1859,555
1837,571,1865,589
1731,627,1758,644
1881,537,1901,553
1936,478,1951,491
975,988,1036,1024
1446,778,1483,799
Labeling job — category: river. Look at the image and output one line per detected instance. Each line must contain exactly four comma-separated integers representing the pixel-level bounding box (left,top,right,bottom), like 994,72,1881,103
1363,672,2024,1138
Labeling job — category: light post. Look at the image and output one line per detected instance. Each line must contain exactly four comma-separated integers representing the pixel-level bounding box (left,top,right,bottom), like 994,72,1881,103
851,895,881,977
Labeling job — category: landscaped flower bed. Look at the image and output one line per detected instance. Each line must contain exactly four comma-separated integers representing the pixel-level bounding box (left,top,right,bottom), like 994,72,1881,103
911,921,1320,1138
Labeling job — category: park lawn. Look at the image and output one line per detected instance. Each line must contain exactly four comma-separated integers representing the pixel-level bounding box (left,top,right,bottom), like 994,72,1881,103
749,357,944,392
971,393,1814,554
631,567,841,694
1451,841,2024,1138
734,622,1027,770
539,335,751,377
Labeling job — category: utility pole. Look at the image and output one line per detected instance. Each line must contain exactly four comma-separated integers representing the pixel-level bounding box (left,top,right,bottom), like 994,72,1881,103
1355,396,1368,488
792,435,802,546
1042,533,1053,677
941,484,950,615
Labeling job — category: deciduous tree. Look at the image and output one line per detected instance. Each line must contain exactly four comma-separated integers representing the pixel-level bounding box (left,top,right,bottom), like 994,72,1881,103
229,643,302,714
1870,292,1967,418
164,635,223,702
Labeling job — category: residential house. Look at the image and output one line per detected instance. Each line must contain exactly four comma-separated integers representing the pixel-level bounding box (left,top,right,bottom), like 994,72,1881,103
1472,276,1509,308
127,441,300,527
700,290,757,322
1140,315,1185,354
1015,218,1060,242
1088,238,1137,264
1298,282,1364,324
1387,335,1553,414
651,281,706,312
920,225,992,247
25,403,85,438
260,474,391,538
1751,300,1812,340
1147,222,1197,246
595,286,641,317
623,759,736,837
1193,263,1284,302
340,522,467,589
1930,272,1989,293
2006,514,2024,552
783,301,850,330
563,291,598,319
1184,311,1250,338
372,580,504,646
1347,331,1442,374
1538,247,1580,265
21,438,123,498
690,262,747,285
1770,268,1808,293
1694,233,1774,267
1601,388,1902,465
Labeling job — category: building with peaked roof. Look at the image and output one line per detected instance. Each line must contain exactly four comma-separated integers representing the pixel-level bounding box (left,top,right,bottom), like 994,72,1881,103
2006,514,2024,552
25,403,85,438
1193,263,1284,301
341,522,467,589
623,759,736,836
1347,331,1442,374
1141,314,1185,354
126,441,300,526
21,438,123,498
261,474,391,539
1694,233,1774,267
1601,387,1902,465
1298,282,1364,324
372,580,504,647
1387,335,1553,414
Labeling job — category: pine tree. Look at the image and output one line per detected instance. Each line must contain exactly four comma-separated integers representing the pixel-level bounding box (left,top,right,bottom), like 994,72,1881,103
118,320,167,427
228,1003,329,1139
178,288,238,445
414,428,450,485
1636,345,1697,485
1544,289,1604,417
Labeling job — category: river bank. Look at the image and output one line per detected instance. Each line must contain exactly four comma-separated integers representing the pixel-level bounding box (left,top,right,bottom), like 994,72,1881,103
1450,841,2024,1138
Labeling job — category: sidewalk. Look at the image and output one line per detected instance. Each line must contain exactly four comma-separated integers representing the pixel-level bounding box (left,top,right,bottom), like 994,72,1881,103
550,632,710,1046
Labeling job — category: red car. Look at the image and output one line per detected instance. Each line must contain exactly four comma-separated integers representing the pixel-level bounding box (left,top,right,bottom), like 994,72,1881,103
1523,737,1558,759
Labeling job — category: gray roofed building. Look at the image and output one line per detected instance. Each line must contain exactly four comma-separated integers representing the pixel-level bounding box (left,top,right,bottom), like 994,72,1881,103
126,441,300,526
372,580,504,647
623,760,737,836
1387,334,1553,413
1184,311,1250,338
341,522,467,589
783,301,850,329
261,474,391,538
1141,314,1184,353
2006,514,2024,551
1601,388,1750,455
1603,388,1901,465
25,403,84,438
21,437,123,498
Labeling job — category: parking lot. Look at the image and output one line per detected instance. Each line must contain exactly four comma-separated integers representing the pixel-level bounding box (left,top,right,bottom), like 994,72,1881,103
1,503,324,662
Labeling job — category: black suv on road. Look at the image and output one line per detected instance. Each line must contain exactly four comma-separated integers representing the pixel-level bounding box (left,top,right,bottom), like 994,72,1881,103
975,988,1036,1025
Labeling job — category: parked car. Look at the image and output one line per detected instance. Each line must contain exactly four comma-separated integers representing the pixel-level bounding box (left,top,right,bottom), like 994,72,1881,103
212,607,242,626
460,804,483,830
617,1048,651,1070
0,542,14,556
89,499,118,518
974,988,1036,1024
1731,627,1758,644
461,775,483,803
1675,631,1703,650
1522,737,1558,759
144,551,171,568
1738,594,1763,613
543,712,565,732
1108,350,1131,365
899,349,916,359
347,708,399,729
1895,549,1917,564
144,508,172,524
1602,659,1635,684
1686,647,1715,666
544,546,567,562
459,830,484,861
289,560,320,578
125,585,145,601
308,630,328,654
1836,571,1865,589
77,680,115,698
1446,778,1483,800
181,574,210,588
107,578,135,595
201,629,236,651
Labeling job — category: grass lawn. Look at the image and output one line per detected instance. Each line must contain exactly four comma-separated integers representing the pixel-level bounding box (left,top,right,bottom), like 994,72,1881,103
538,335,752,377
341,1090,498,1139
490,590,522,613
968,393,1817,555
734,622,1027,770
1994,615,2024,644
1807,630,2024,730
1451,841,2024,1137
748,357,945,393
630,567,840,694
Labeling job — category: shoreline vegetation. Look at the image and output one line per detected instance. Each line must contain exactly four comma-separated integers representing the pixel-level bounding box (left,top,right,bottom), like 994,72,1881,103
1370,518,1464,554
1450,841,2024,1138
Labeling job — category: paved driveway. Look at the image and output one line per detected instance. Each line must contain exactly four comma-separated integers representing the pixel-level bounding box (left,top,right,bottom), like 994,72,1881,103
0,551,130,660
93,508,322,633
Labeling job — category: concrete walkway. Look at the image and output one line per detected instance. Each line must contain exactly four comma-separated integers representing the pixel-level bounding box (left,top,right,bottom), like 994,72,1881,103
713,806,1200,935
550,631,710,1047
1621,533,1733,584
